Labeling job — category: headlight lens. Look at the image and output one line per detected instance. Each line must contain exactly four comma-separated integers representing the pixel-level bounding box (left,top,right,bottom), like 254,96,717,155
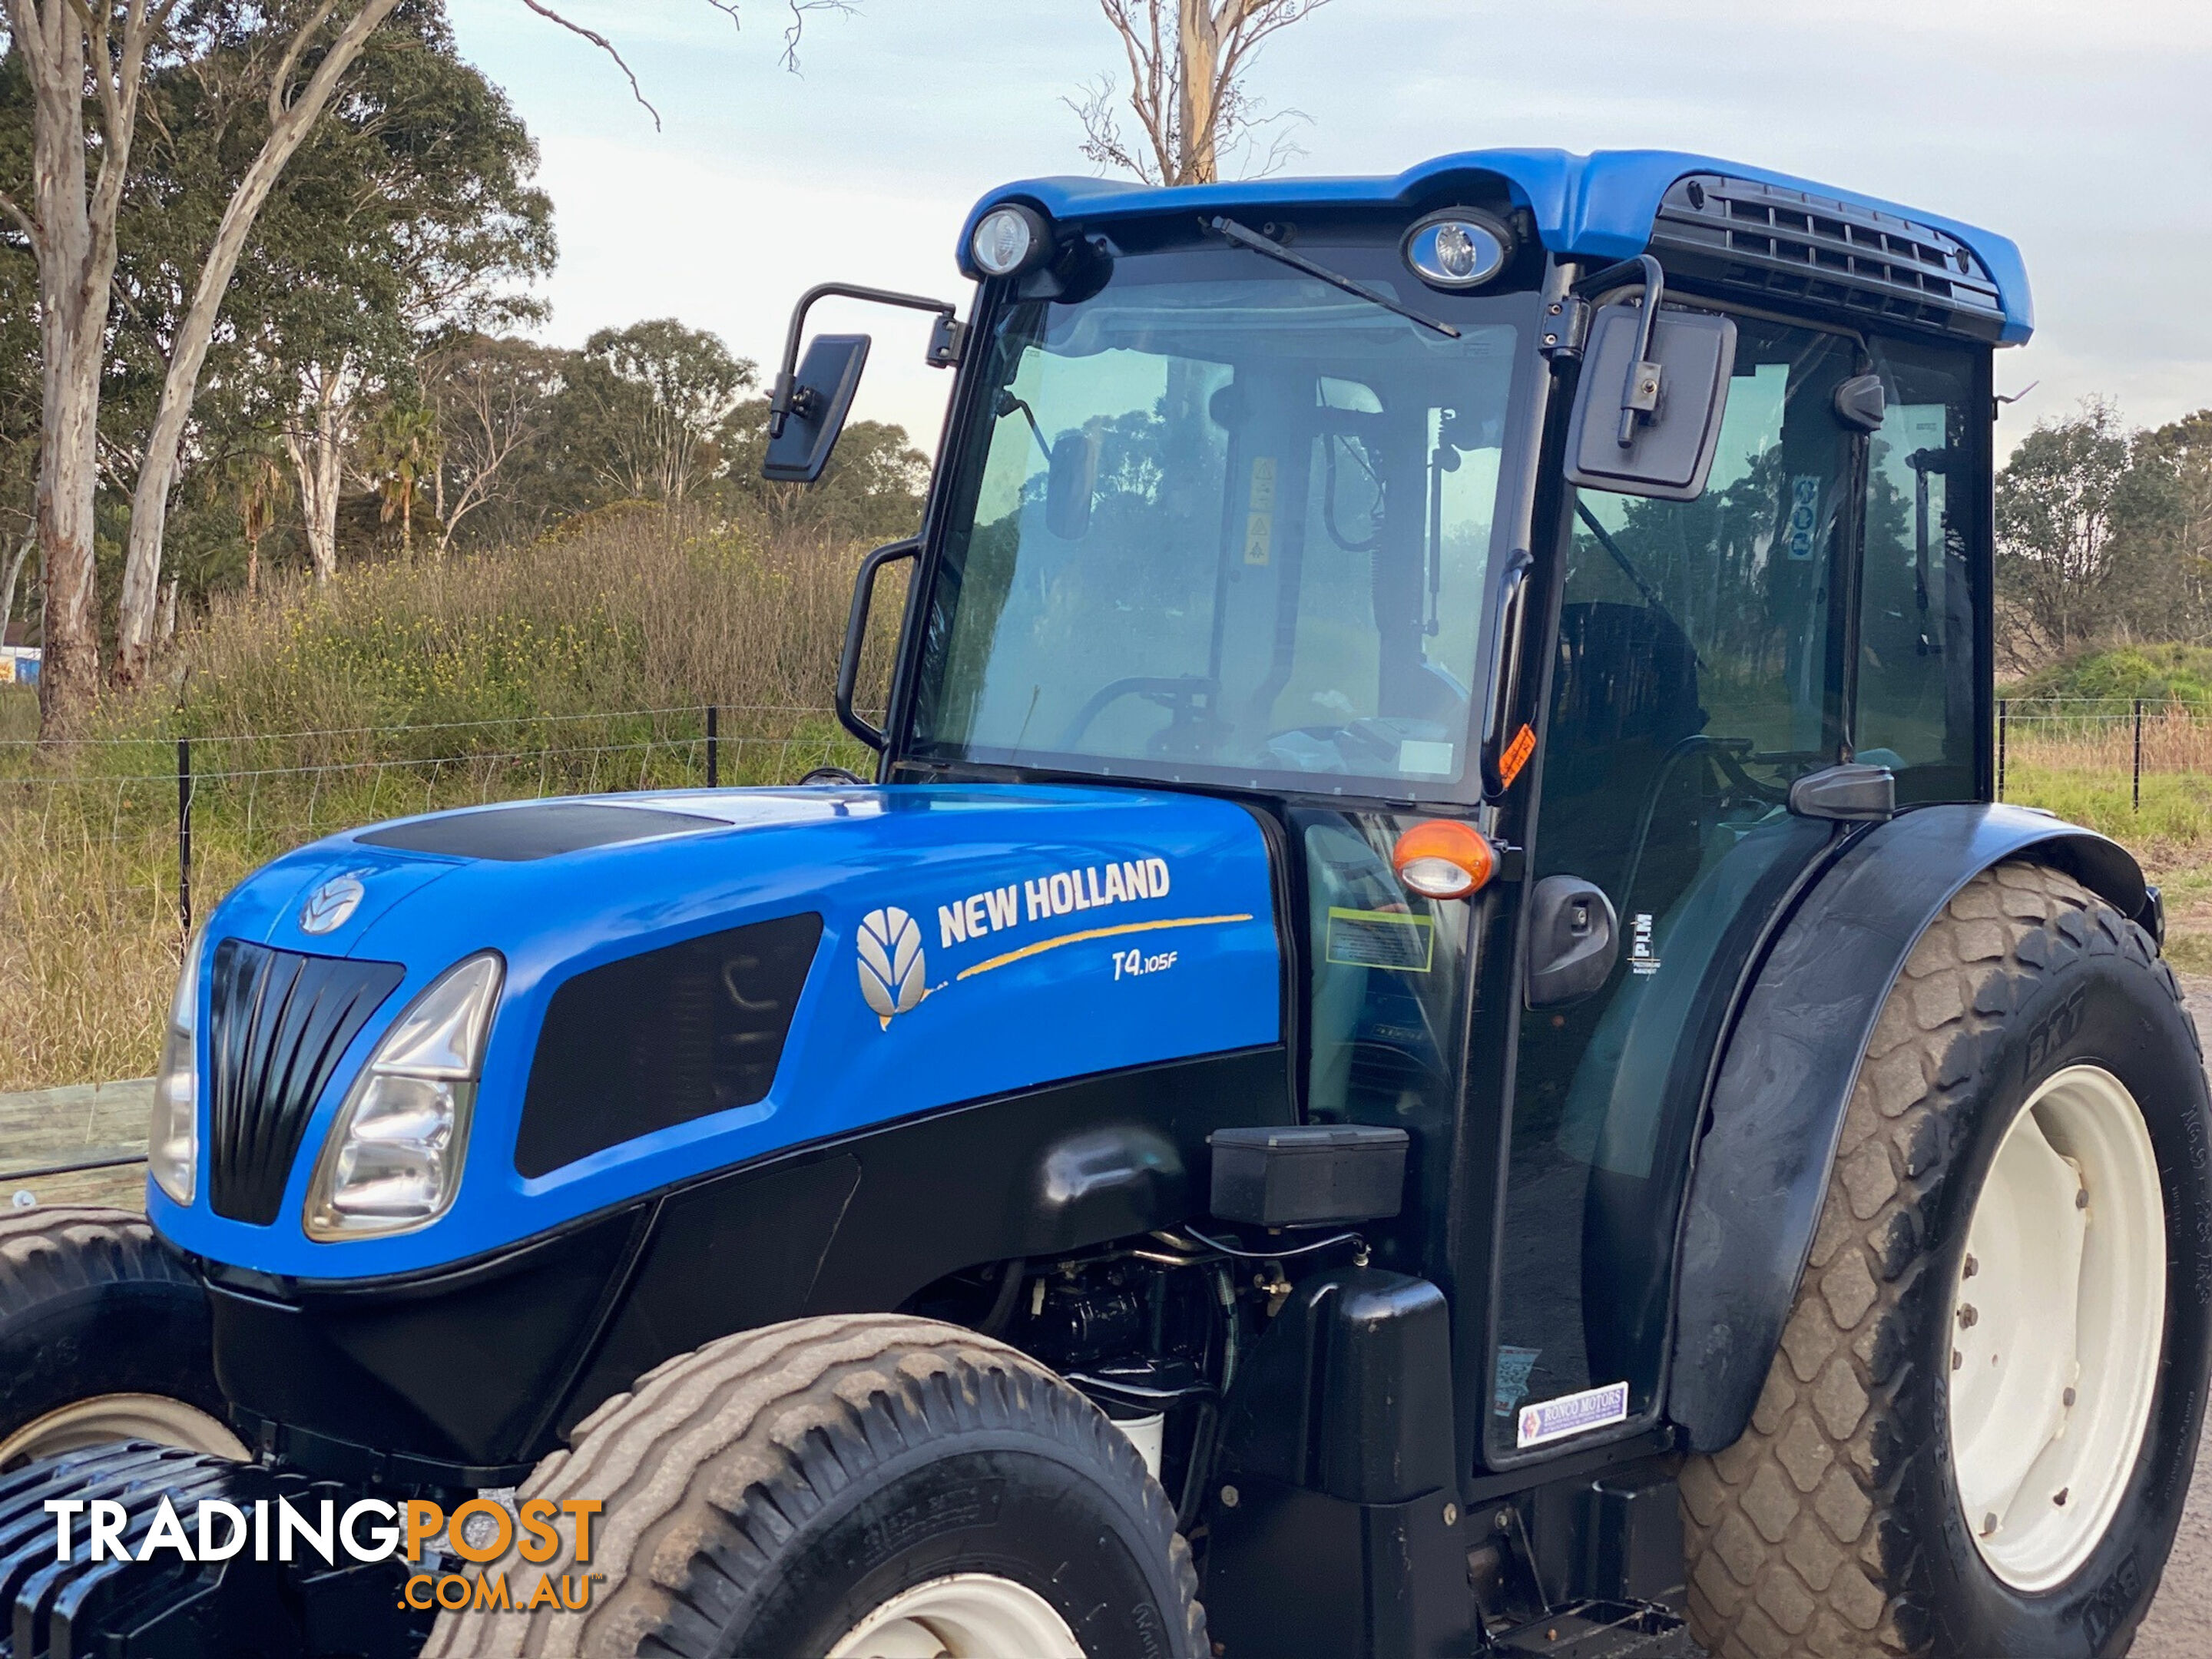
149,929,208,1205
972,204,1045,277
305,952,502,1240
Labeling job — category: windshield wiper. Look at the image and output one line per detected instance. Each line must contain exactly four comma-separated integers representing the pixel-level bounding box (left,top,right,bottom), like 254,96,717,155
1204,216,1460,339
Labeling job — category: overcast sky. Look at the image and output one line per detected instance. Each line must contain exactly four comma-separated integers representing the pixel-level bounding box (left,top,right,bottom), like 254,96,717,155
444,0,2212,456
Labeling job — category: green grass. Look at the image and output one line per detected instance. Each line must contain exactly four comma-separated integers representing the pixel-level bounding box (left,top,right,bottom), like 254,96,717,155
2006,642,2212,710
0,506,882,1090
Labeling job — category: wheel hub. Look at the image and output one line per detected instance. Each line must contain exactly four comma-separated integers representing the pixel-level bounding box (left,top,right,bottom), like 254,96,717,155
1949,1064,2165,1591
0,1392,247,1472
827,1572,1085,1659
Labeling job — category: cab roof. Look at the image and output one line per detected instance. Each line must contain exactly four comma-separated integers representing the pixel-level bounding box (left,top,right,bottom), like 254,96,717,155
960,147,2031,345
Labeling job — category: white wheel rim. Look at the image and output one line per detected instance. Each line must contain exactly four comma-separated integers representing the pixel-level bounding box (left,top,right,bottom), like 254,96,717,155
826,1572,1084,1659
1949,1063,2165,1591
0,1392,248,1471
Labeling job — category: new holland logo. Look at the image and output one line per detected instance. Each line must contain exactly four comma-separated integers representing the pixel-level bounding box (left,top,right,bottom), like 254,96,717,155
299,872,367,935
856,906,929,1029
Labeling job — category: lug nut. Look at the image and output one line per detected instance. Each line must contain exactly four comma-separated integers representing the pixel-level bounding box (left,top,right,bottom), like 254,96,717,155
2077,1187,2089,1210
1957,1303,1979,1329
1952,1350,1962,1371
1963,1253,1978,1279
2054,1488,2069,1507
1982,1512,1999,1536
2064,1387,2078,1408
1220,1485,1240,1508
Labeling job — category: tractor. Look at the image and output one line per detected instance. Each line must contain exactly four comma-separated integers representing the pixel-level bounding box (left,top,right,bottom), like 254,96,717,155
0,147,2204,1659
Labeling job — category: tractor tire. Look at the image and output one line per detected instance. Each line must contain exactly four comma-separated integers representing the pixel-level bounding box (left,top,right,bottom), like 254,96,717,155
0,1205,243,1469
426,1312,1207,1658
1680,861,2212,1659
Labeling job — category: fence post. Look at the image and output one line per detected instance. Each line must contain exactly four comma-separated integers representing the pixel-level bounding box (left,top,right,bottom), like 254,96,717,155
177,736,193,935
707,704,719,790
2134,698,2144,812
1996,699,2008,801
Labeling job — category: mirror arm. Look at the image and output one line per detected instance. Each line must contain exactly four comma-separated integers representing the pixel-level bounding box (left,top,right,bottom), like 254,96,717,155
837,538,922,751
1572,253,1667,448
770,283,965,439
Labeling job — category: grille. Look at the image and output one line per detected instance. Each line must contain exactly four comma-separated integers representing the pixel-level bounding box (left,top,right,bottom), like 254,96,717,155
1649,173,2007,340
207,939,406,1224
516,913,823,1178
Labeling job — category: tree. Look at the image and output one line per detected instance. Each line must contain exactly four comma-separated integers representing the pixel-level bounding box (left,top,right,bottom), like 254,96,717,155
421,331,564,555
0,0,849,737
1071,0,1329,186
357,400,437,551
1995,399,2132,662
554,319,755,506
724,399,926,542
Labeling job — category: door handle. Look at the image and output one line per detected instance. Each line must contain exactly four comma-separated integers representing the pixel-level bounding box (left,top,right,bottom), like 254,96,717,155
1525,875,1620,1008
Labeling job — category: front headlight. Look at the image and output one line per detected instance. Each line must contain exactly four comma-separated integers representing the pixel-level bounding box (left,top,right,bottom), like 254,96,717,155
149,929,208,1205
304,953,502,1240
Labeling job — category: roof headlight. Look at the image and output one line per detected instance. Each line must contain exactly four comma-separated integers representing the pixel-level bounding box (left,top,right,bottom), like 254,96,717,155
972,204,1048,278
1403,210,1512,291
305,952,502,1241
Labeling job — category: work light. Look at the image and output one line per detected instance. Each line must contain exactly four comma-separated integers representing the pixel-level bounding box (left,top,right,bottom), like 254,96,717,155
1402,211,1511,291
304,952,502,1240
972,204,1048,278
148,928,208,1205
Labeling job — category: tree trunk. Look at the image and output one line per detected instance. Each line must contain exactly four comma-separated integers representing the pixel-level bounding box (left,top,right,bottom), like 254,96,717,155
113,0,404,684
0,532,32,641
1175,0,1222,184
283,363,351,583
156,576,177,641
245,533,260,598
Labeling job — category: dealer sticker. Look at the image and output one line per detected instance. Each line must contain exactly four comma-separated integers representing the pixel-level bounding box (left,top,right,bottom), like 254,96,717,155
1516,1380,1629,1449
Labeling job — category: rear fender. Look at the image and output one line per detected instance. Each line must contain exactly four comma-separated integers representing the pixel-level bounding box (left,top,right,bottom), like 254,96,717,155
1667,803,2148,1452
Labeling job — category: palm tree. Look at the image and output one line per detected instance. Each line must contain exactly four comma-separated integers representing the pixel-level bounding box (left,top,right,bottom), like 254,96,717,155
359,406,442,556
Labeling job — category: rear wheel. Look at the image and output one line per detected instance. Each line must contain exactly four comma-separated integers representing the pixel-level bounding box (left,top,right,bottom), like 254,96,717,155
1681,862,2212,1659
426,1313,1207,1658
0,1206,242,1469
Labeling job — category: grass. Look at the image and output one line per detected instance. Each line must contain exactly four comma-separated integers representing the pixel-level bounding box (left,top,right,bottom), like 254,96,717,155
0,505,886,1091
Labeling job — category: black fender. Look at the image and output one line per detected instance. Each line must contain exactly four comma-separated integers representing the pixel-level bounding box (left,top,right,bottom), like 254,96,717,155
1667,803,2149,1452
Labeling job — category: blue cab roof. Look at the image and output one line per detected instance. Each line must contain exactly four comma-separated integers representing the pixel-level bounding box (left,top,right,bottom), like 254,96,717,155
959,147,2032,344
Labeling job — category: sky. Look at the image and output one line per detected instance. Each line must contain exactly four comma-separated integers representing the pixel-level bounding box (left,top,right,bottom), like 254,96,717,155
444,0,2212,458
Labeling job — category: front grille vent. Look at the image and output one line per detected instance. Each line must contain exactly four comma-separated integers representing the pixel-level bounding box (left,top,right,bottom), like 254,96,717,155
516,913,823,1178
207,939,406,1224
1649,173,2007,339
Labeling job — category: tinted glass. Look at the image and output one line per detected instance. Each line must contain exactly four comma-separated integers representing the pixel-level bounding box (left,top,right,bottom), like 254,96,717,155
1856,336,1982,802
909,249,1528,796
1488,318,1858,1457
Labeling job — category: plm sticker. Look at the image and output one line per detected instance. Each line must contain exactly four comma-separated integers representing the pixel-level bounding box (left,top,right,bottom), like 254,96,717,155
1516,1380,1629,1449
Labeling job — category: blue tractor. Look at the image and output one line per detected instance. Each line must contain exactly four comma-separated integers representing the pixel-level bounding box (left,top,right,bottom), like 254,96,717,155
2,150,2204,1659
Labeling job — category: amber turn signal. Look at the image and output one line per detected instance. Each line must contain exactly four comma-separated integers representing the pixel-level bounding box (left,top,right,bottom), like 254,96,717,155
1391,820,1495,900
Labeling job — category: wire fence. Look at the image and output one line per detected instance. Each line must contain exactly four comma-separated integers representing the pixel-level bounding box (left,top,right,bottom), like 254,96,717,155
0,704,870,937
1995,697,2212,810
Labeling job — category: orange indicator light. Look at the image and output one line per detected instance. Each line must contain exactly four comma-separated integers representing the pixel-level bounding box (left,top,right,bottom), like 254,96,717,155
1391,820,1496,900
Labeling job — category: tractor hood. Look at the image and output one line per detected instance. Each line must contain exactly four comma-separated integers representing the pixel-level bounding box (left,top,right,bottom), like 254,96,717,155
151,783,1283,1280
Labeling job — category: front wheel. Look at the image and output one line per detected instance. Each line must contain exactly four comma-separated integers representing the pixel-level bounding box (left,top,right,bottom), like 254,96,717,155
1681,862,2212,1658
426,1313,1207,1657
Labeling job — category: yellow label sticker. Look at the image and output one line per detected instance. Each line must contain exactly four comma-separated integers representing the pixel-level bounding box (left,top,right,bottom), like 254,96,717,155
1326,906,1434,972
1243,511,1273,565
1248,455,1277,512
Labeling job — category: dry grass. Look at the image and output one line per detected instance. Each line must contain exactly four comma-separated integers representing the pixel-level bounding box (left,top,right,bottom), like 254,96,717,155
0,505,885,1091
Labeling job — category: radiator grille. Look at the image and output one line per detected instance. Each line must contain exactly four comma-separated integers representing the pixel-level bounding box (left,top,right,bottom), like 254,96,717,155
1650,173,2007,339
207,939,406,1224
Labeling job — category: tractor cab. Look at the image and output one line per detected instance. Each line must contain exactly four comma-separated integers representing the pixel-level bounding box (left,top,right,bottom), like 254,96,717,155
781,151,2003,1487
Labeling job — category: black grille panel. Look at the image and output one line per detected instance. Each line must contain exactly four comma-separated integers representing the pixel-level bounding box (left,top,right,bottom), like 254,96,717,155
207,940,406,1224
516,913,823,1178
1651,173,2007,340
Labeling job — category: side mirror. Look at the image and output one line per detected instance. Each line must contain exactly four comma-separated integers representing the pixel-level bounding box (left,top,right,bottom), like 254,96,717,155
763,333,871,483
1045,428,1098,540
1563,303,1737,501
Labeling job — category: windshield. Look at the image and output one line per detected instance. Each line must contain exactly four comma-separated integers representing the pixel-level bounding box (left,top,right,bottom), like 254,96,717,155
907,245,1531,796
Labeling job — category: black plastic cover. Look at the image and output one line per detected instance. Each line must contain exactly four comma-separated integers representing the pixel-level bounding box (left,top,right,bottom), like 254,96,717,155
515,913,823,1177
1208,1124,1408,1227
357,800,719,862
207,940,404,1225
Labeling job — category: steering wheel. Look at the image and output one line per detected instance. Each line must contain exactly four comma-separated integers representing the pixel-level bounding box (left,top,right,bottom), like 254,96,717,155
1058,676,1220,750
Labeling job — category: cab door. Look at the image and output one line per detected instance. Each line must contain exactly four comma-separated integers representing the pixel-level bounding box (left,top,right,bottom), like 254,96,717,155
1483,313,1866,1466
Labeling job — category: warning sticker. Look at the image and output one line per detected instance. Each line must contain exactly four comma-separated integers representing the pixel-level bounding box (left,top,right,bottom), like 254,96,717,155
1498,722,1535,789
1244,457,1277,565
1326,906,1434,972
1516,1380,1630,1449
1786,474,1822,561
